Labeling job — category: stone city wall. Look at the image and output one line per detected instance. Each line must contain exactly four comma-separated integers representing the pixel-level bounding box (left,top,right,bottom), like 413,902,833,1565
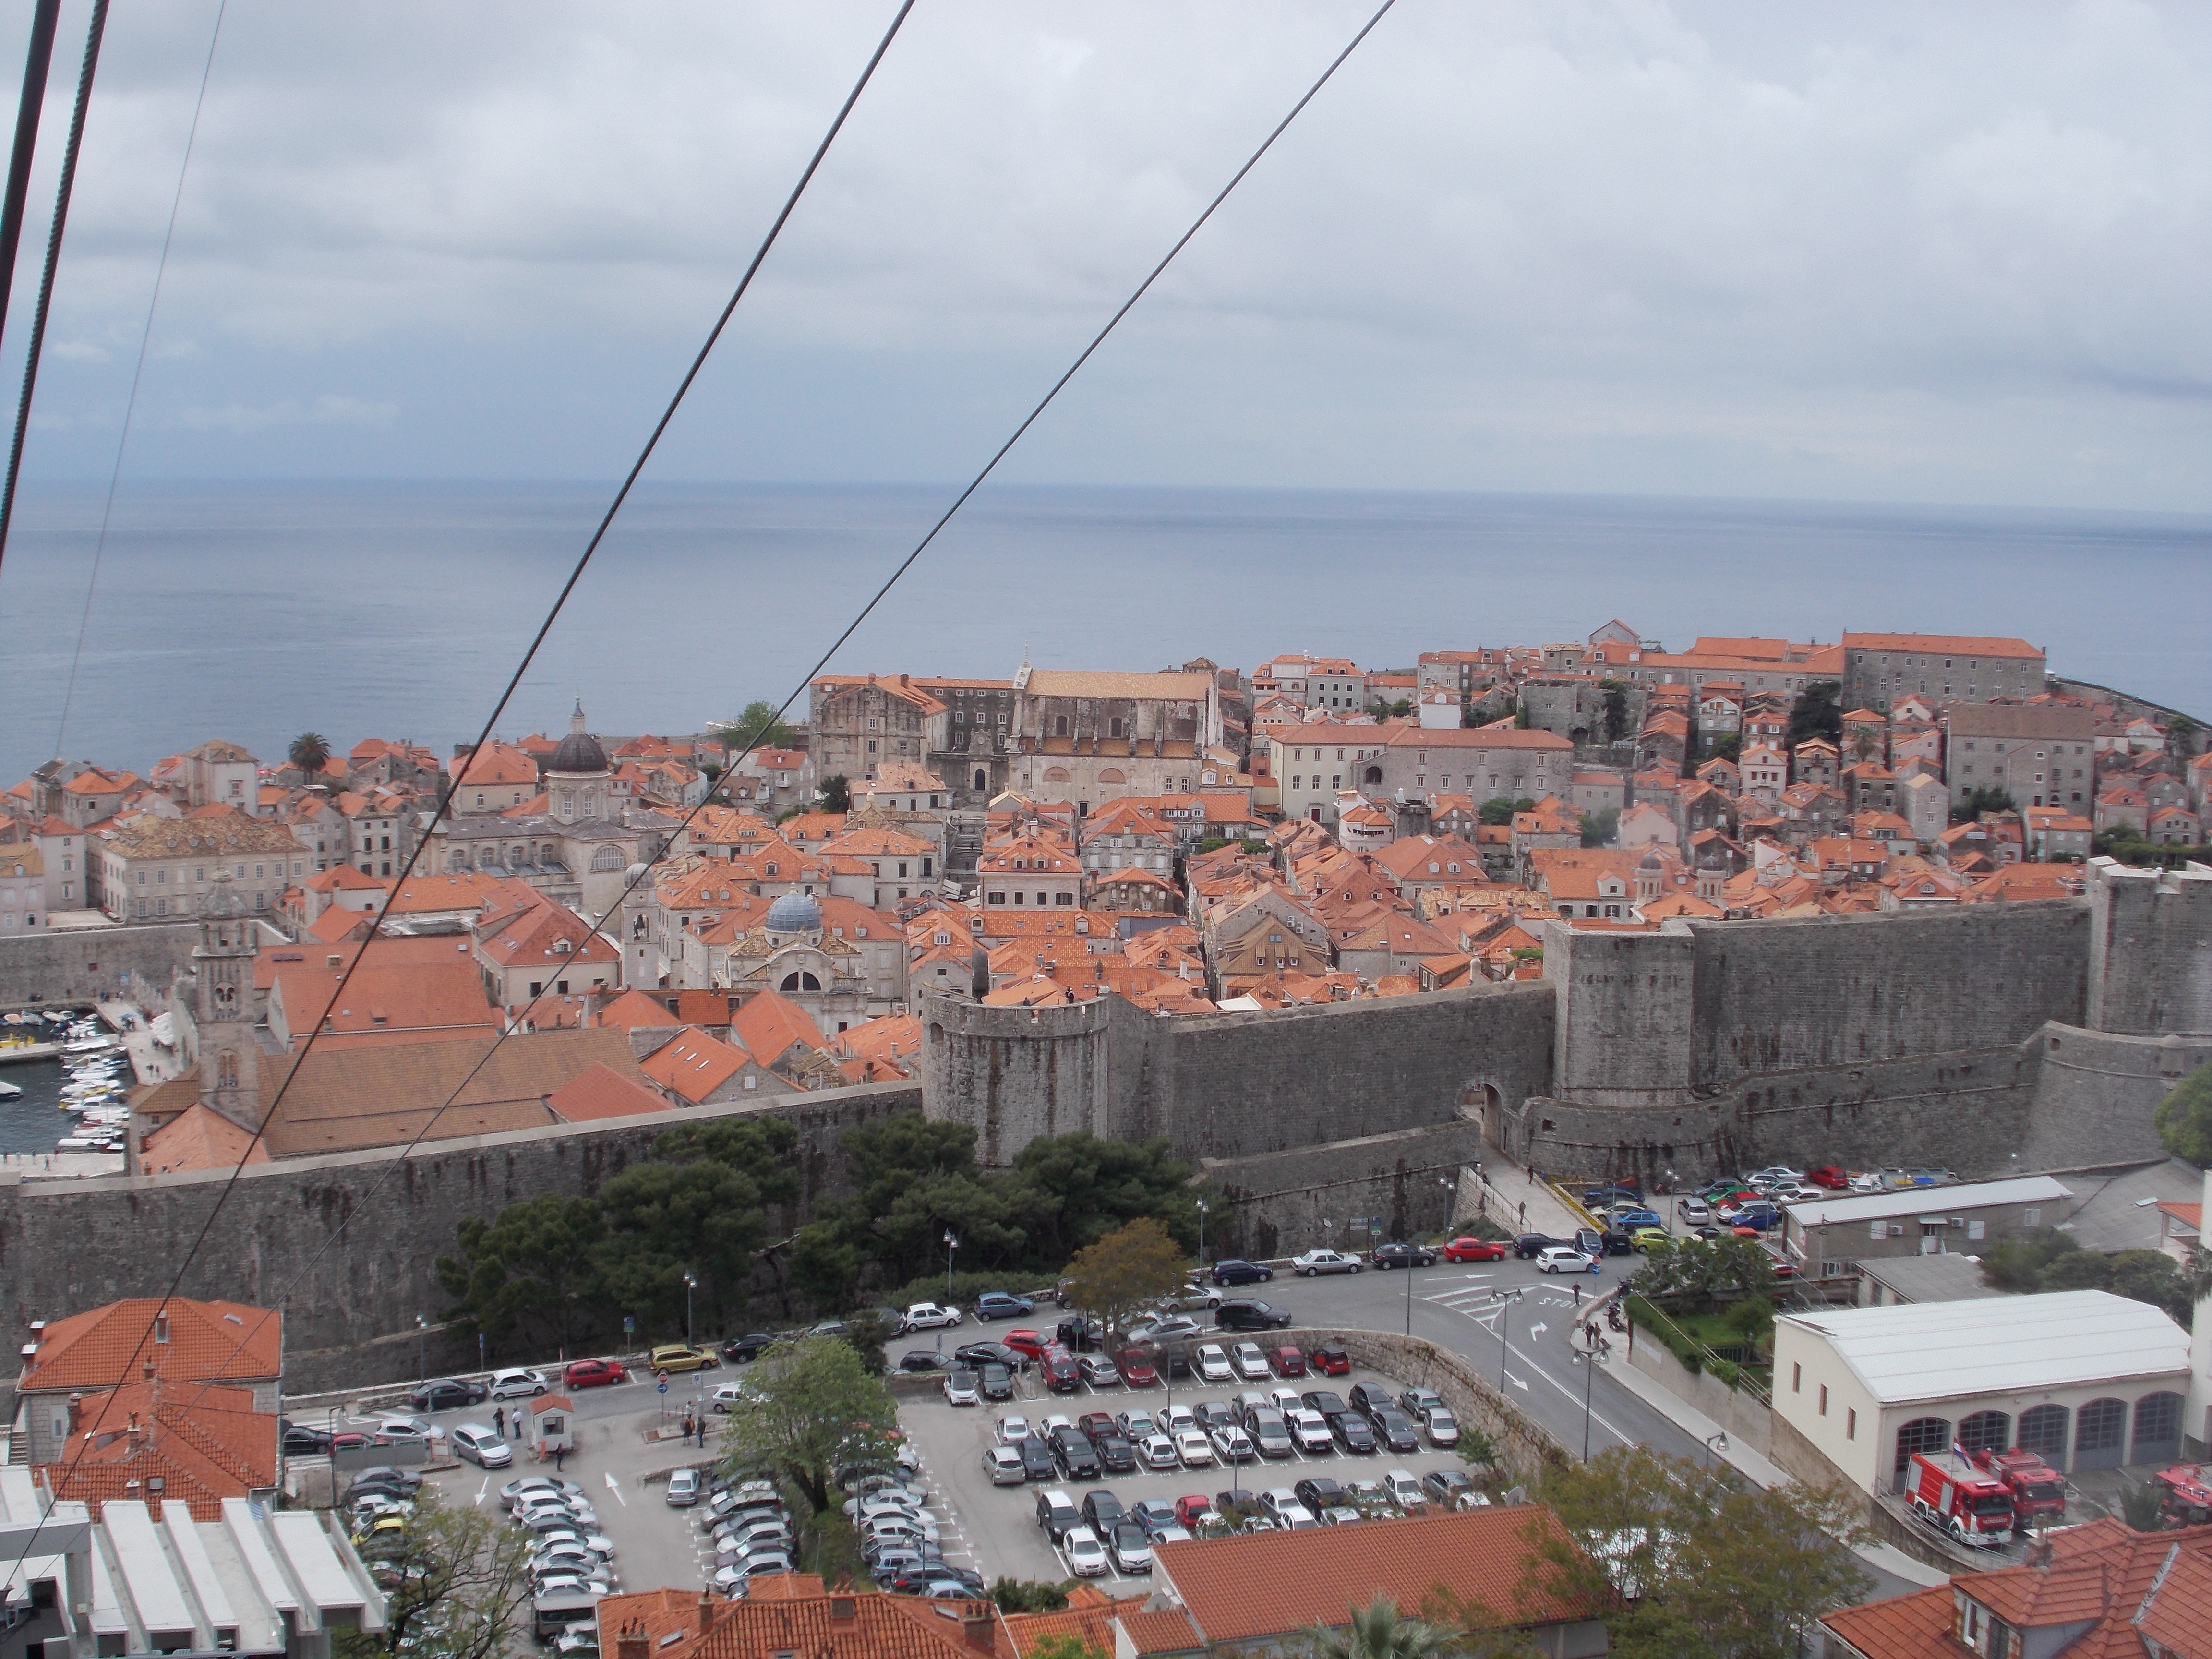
0,921,286,1008
1200,1120,1490,1261
2086,859,2212,1037
0,1082,918,1395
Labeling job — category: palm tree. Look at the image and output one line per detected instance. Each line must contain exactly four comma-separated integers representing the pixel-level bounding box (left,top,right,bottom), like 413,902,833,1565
1310,1596,1449,1659
288,732,332,774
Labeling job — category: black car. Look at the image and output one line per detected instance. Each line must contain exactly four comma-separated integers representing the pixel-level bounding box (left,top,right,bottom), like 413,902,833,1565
1294,1477,1344,1514
1581,1184,1643,1208
1055,1317,1104,1352
281,1424,334,1456
1370,1408,1421,1454
1347,1382,1395,1420
410,1377,487,1411
1299,1389,1348,1418
1209,1259,1274,1286
957,1340,1024,1371
1016,1436,1055,1481
349,1466,422,1494
979,1363,1015,1401
1081,1490,1126,1534
721,1332,778,1363
1369,1242,1438,1269
1328,1411,1377,1454
1095,1432,1137,1474
1049,1426,1101,1480
1513,1232,1567,1259
1215,1299,1293,1332
1214,1487,1259,1517
897,1350,952,1372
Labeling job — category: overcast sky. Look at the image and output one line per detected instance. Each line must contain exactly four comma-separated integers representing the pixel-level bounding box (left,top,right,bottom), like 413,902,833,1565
2,0,2207,510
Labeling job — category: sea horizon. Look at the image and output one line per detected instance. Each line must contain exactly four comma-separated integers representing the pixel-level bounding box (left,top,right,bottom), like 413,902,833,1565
1,477,2206,788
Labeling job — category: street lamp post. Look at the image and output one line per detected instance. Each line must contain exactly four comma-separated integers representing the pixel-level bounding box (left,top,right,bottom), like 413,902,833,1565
944,1230,960,1302
415,1313,428,1382
683,1273,698,1346
1196,1199,1207,1268
1408,1176,1453,1335
1705,1431,1729,1470
1491,1288,1526,1396
1572,1339,1611,1461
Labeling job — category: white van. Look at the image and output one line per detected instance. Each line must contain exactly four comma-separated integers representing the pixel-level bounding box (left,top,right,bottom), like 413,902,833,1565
531,1589,601,1641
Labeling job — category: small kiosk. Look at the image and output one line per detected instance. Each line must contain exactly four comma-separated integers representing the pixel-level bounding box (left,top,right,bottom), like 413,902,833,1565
527,1393,575,1461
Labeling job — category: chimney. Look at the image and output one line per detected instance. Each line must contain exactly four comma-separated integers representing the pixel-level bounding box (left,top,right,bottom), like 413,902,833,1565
697,1591,715,1634
828,1599,856,1631
66,1393,83,1437
616,1623,649,1659
127,1412,143,1448
962,1613,997,1654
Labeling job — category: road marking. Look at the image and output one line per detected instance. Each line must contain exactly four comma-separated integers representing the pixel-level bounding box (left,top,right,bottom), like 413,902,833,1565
1504,1372,1529,1391
473,1478,487,1505
603,1472,626,1506
1528,1322,1548,1338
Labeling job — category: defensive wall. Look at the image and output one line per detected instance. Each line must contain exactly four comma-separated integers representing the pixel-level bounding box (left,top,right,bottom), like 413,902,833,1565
0,920,286,1008
0,1081,918,1394
2086,859,2212,1036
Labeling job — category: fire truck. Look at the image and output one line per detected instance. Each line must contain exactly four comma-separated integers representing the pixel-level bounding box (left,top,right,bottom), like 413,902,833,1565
1971,1446,2067,1529
2153,1464,2212,1528
1907,1452,2015,1547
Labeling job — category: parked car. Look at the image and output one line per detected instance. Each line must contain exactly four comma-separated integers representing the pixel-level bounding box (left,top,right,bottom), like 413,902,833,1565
281,1424,333,1456
1016,1437,1055,1481
1230,1342,1272,1381
1266,1343,1306,1377
1156,1284,1223,1311
901,1303,962,1332
1050,1426,1101,1480
563,1358,626,1389
1607,1207,1663,1231
1676,1198,1712,1226
1061,1526,1107,1578
1370,1409,1421,1454
1137,1432,1179,1470
974,1292,1035,1322
1382,1468,1427,1512
372,1417,433,1445
1001,1327,1050,1359
648,1345,718,1374
1536,1246,1599,1274
1115,1348,1159,1387
410,1378,486,1412
721,1332,778,1364
1368,1242,1437,1269
954,1340,1025,1370
1193,1345,1235,1382
898,1350,952,1373
1216,1300,1293,1332
1513,1232,1566,1259
1310,1345,1351,1376
1286,1409,1335,1455
665,1470,700,1507
1441,1236,1507,1262
1175,1429,1215,1467
1039,1346,1082,1394
978,1363,1014,1401
1245,1409,1294,1460
1580,1184,1643,1207
1034,1489,1082,1543
1423,1468,1482,1508
1209,1259,1274,1286
1804,1166,1850,1190
1209,1425,1256,1464
1078,1353,1122,1387
985,1446,1026,1486
497,1475,571,1508
449,1424,513,1468
1327,1412,1377,1454
487,1368,550,1400
943,1370,981,1407
1291,1249,1362,1277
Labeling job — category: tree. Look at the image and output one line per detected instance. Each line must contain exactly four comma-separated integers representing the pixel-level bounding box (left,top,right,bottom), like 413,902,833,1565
1578,808,1619,849
1599,680,1631,744
435,1192,607,1352
2156,1061,2212,1166
1978,1228,2078,1294
1027,1636,1106,1659
1533,1445,1871,1659
289,732,333,774
1479,797,1535,826
2120,1479,2168,1532
1058,1217,1190,1335
335,1498,537,1659
1386,697,1414,718
714,700,795,753
1787,681,1842,747
1953,785,2017,824
992,1580,1071,1613
2169,714,2198,757
820,774,852,813
1004,1131,1201,1265
1308,1596,1450,1659
718,1334,901,1516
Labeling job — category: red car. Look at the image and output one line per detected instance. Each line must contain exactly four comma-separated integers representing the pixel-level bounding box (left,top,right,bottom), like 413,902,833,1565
1805,1166,1850,1190
1310,1345,1351,1377
564,1358,627,1389
1174,1494,1213,1528
1268,1344,1306,1378
1442,1236,1507,1262
1115,1348,1159,1387
329,1431,370,1453
1002,1327,1047,1361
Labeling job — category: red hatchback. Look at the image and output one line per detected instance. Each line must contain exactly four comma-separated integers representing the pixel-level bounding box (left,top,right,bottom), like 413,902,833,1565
564,1358,627,1389
1268,1344,1306,1378
1115,1348,1159,1387
1442,1236,1507,1262
1002,1328,1048,1361
1174,1494,1213,1528
1310,1345,1351,1377
1805,1166,1850,1190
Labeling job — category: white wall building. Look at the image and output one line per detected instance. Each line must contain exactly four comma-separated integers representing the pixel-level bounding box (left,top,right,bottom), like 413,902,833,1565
1772,1291,2193,1498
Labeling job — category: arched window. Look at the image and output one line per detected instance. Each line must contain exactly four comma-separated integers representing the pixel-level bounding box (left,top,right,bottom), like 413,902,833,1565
1892,1417,1951,1490
1363,766,1382,785
446,849,471,872
216,1051,238,1090
2016,1404,2068,1464
2073,1398,2128,1471
591,847,623,872
1098,769,1126,785
778,972,822,992
1957,1411,2009,1456
974,769,987,792
2133,1392,2184,1465
1045,768,1070,783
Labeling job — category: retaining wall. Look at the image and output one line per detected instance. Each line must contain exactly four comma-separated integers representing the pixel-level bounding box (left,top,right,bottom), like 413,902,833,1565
1292,1326,1570,1486
1200,1120,1488,1261
0,921,286,1007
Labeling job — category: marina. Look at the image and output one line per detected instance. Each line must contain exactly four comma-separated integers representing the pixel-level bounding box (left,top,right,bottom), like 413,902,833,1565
0,1009,142,1172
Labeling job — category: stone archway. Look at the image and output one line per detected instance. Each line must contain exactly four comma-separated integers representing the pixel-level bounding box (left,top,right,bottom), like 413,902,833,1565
1461,1082,1504,1149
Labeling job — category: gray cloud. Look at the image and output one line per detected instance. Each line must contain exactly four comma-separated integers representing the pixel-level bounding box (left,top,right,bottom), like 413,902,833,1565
0,0,2205,505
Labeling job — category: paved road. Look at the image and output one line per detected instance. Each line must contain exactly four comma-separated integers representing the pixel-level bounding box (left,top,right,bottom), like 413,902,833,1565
1246,1258,1704,1465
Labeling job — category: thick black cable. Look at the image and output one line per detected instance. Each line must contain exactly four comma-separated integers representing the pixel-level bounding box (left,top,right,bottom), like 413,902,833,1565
153,0,1400,1429
0,0,61,348
0,0,104,577
18,0,913,1542
53,0,227,758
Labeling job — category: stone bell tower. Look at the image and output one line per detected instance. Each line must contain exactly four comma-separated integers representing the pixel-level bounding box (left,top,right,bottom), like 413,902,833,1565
192,870,260,1130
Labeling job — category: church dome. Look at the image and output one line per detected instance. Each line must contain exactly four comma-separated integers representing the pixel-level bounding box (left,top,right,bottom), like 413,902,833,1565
1637,846,1662,870
550,730,609,775
765,891,822,934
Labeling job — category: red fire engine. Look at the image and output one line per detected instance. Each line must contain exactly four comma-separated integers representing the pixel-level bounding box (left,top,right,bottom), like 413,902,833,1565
1971,1446,2067,1528
2153,1464,2212,1528
1907,1452,2014,1547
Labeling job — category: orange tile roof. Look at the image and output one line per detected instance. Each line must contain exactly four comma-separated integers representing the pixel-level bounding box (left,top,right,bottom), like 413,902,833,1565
1158,1507,1598,1644
38,1379,276,1520
1842,631,2041,657
20,1297,282,1391
729,987,824,1069
547,1061,673,1123
639,1029,748,1104
136,1102,273,1176
269,958,500,1048
599,1580,999,1659
592,988,682,1029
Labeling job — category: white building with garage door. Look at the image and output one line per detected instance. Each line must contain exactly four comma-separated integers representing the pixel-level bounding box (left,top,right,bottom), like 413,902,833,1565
1770,1290,2193,1499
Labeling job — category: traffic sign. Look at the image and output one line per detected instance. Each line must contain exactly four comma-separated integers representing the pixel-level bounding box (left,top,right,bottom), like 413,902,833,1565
657,1381,668,1395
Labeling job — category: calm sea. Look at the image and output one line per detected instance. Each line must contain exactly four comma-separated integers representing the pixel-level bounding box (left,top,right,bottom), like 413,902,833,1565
0,481,2206,787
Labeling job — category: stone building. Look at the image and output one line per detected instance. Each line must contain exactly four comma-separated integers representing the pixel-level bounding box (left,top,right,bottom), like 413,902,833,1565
806,673,1016,806
96,810,307,923
1842,631,2046,713
1007,664,1225,808
1944,702,2096,813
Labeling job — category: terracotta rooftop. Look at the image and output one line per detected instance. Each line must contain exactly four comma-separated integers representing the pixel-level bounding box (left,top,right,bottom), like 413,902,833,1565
37,1379,277,1521
20,1297,283,1392
546,1061,673,1123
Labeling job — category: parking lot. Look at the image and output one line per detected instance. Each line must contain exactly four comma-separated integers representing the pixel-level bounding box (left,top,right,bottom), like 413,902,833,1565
898,1345,1489,1588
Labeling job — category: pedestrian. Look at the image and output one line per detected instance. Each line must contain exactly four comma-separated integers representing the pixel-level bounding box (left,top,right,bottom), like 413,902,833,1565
493,1406,505,1437
1573,1280,1582,1307
1518,1201,1527,1227
554,1446,565,1471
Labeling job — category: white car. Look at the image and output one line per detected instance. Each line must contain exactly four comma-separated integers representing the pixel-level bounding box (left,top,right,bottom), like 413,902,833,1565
1208,1426,1255,1464
709,1382,756,1413
448,1424,512,1468
1175,1429,1215,1468
1162,1405,1198,1436
1269,1387,1304,1415
665,1470,700,1507
943,1371,980,1407
984,1447,1026,1486
1138,1433,1179,1471
1230,1342,1271,1381
1537,1246,1598,1274
1061,1526,1108,1578
533,1528,616,1559
1193,1345,1234,1383
1040,1414,1075,1435
487,1368,549,1400
1291,1249,1362,1277
1676,1197,1712,1225
1287,1409,1335,1454
996,1416,1033,1446
1383,1469,1426,1512
901,1303,962,1331
1422,1407,1460,1448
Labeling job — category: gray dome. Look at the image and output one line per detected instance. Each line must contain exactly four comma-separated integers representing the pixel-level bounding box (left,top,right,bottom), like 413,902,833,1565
625,862,652,885
549,730,609,774
765,891,822,933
